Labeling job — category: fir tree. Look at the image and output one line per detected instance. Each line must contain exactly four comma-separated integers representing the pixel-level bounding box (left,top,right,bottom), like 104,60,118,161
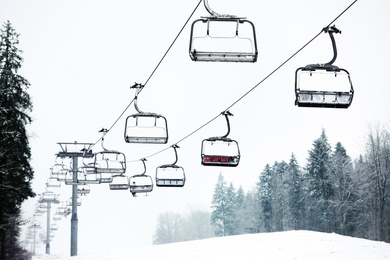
257,164,273,232
305,129,334,232
0,20,35,259
286,153,304,230
234,186,246,234
211,173,228,236
224,182,237,236
330,142,358,235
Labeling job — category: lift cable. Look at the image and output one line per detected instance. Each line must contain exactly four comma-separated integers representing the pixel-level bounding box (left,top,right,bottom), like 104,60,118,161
91,0,204,148
129,0,358,163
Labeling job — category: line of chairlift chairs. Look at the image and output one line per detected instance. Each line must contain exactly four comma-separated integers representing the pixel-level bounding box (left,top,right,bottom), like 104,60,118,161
47,0,354,197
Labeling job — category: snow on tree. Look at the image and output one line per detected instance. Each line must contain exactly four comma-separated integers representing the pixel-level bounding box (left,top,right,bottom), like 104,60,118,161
363,123,390,241
0,20,35,260
330,142,359,236
257,164,273,232
305,129,335,232
210,173,237,236
285,153,304,230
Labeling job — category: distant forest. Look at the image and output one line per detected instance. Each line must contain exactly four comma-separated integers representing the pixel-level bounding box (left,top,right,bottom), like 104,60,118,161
153,123,390,244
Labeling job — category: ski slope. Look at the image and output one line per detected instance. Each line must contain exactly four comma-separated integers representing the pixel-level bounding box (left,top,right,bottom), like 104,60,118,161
32,230,390,260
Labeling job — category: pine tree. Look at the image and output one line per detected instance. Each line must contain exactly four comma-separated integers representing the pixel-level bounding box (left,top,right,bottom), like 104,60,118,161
211,173,228,236
0,20,35,259
224,182,237,236
330,142,358,235
286,153,304,230
234,186,246,234
305,129,334,232
210,174,237,236
257,164,273,232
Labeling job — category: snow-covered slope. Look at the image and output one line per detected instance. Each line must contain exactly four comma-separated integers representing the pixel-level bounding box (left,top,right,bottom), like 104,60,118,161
32,230,390,260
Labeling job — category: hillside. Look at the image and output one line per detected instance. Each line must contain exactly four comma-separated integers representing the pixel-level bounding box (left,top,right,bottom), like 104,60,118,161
32,230,390,260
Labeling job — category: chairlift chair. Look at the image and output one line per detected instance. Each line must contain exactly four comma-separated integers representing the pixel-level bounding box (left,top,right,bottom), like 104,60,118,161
94,150,126,174
189,0,258,62
67,196,82,207
129,175,154,196
53,214,62,221
97,172,114,184
295,26,354,108
46,176,61,188
156,145,186,187
77,184,90,195
94,128,127,175
201,111,240,167
39,191,60,204
50,223,58,231
124,83,168,144
81,155,97,175
109,174,130,190
56,206,71,217
50,162,69,182
129,159,153,196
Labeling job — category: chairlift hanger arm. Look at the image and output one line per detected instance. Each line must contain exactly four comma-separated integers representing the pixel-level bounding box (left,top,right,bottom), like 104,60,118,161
140,158,147,175
302,25,342,71
131,83,144,113
323,25,341,66
221,111,233,138
170,145,179,165
204,0,238,18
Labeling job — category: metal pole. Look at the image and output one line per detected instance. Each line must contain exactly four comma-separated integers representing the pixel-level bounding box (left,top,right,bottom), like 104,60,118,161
70,155,78,256
45,202,51,254
32,224,37,255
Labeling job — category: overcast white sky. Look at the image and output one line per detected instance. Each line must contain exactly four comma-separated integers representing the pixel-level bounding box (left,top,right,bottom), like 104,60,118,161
1,0,389,256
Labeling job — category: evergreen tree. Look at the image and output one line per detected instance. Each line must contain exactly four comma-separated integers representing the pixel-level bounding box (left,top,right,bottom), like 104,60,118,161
305,129,334,232
210,173,228,236
224,183,237,235
257,164,273,232
272,161,288,232
286,153,304,230
0,20,35,259
330,142,358,236
234,186,246,234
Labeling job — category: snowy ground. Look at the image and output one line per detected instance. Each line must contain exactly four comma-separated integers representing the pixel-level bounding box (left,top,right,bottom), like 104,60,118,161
32,230,390,260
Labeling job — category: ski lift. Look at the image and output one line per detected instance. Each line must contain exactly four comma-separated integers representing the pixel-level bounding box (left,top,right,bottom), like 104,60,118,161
156,145,186,187
189,0,258,62
53,214,61,221
67,196,82,207
97,172,113,184
81,155,97,175
124,83,168,144
129,159,153,196
46,176,61,188
50,223,58,231
201,111,240,167
109,174,129,190
94,129,126,174
50,162,69,182
78,171,101,185
39,191,60,204
77,184,90,195
295,25,354,108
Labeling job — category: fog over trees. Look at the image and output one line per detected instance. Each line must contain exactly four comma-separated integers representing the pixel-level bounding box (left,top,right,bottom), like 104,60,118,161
153,125,390,244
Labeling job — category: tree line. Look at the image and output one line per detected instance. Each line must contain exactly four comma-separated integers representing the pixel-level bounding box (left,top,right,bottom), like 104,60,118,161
0,21,35,259
154,125,390,244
